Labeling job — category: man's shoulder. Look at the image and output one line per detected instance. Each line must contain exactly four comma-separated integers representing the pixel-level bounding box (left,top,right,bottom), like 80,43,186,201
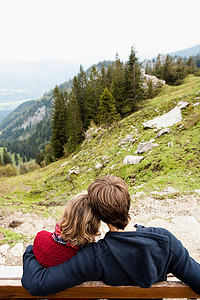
138,225,180,249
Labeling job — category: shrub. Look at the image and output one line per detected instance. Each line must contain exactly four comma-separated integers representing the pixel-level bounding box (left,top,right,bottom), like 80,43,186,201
0,164,17,177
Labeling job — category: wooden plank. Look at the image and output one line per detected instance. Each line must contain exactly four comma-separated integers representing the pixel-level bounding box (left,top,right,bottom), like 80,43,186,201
0,281,199,298
0,268,199,298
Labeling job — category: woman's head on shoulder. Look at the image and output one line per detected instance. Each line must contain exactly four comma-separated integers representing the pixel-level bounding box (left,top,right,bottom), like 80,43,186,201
60,192,101,248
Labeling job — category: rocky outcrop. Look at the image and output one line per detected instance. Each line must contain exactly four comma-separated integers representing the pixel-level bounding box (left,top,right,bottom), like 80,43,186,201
13,105,46,131
142,102,189,129
140,69,165,90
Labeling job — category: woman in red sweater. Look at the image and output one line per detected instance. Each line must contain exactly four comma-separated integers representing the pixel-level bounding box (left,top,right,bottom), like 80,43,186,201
33,193,101,299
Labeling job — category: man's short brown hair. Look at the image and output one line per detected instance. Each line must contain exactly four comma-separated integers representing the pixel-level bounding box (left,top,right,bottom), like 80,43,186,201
88,175,131,229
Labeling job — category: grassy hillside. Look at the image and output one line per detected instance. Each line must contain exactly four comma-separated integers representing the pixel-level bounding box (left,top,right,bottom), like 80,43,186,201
0,75,200,221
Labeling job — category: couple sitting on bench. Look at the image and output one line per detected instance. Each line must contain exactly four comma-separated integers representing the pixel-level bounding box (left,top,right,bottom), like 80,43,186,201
22,175,200,297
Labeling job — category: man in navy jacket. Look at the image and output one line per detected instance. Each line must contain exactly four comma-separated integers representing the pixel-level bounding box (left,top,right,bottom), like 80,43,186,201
21,175,200,296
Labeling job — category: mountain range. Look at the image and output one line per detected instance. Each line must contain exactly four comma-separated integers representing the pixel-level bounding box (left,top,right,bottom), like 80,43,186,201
170,44,200,58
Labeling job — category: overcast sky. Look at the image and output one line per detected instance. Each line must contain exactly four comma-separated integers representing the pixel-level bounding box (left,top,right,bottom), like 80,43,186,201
1,0,200,67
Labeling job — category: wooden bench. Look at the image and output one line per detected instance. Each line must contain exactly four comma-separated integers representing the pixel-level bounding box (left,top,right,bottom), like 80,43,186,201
0,266,199,298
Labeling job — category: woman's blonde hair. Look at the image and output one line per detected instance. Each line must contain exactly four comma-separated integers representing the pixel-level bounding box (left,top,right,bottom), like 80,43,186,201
60,193,100,248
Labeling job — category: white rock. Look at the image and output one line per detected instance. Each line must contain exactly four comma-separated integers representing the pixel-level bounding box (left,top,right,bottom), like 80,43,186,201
9,243,24,257
193,102,200,107
123,155,144,165
68,167,79,180
0,244,10,256
110,164,116,170
95,163,102,169
177,101,189,109
168,142,173,147
119,134,136,147
61,161,68,167
143,106,182,128
142,102,189,129
156,128,171,138
137,142,159,153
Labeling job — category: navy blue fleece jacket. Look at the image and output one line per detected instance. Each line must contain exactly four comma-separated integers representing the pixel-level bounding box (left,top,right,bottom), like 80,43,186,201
21,225,200,296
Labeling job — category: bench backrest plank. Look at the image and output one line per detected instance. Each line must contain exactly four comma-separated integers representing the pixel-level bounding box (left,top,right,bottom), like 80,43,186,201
0,267,199,298
0,281,199,298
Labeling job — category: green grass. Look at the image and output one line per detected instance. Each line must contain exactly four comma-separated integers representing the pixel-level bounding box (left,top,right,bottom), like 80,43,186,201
0,226,29,246
0,75,200,218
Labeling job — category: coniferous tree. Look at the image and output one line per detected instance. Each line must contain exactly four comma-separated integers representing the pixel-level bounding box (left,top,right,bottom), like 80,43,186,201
174,57,186,85
146,79,154,99
124,47,144,114
51,86,68,159
98,87,118,129
35,152,44,166
67,92,83,152
100,64,107,89
85,65,101,124
145,60,152,75
72,66,88,129
110,54,125,116
153,54,164,79
3,148,12,165
105,64,113,89
187,56,197,74
163,54,175,85
14,153,19,166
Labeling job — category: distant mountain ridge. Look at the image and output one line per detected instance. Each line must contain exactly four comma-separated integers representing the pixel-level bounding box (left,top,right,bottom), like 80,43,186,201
142,44,200,70
170,44,200,58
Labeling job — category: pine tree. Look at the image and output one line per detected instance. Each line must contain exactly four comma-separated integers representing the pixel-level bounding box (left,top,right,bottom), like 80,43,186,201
153,54,164,79
51,86,68,159
98,87,118,129
163,54,175,85
187,56,197,74
124,47,144,114
67,92,83,152
146,79,154,99
3,148,12,165
14,153,19,166
72,66,88,129
100,64,107,89
85,65,101,124
110,54,125,116
105,64,113,89
174,57,186,85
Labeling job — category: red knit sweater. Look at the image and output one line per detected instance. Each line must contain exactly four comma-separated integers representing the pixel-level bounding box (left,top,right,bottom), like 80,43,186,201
33,230,81,300
33,230,78,268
